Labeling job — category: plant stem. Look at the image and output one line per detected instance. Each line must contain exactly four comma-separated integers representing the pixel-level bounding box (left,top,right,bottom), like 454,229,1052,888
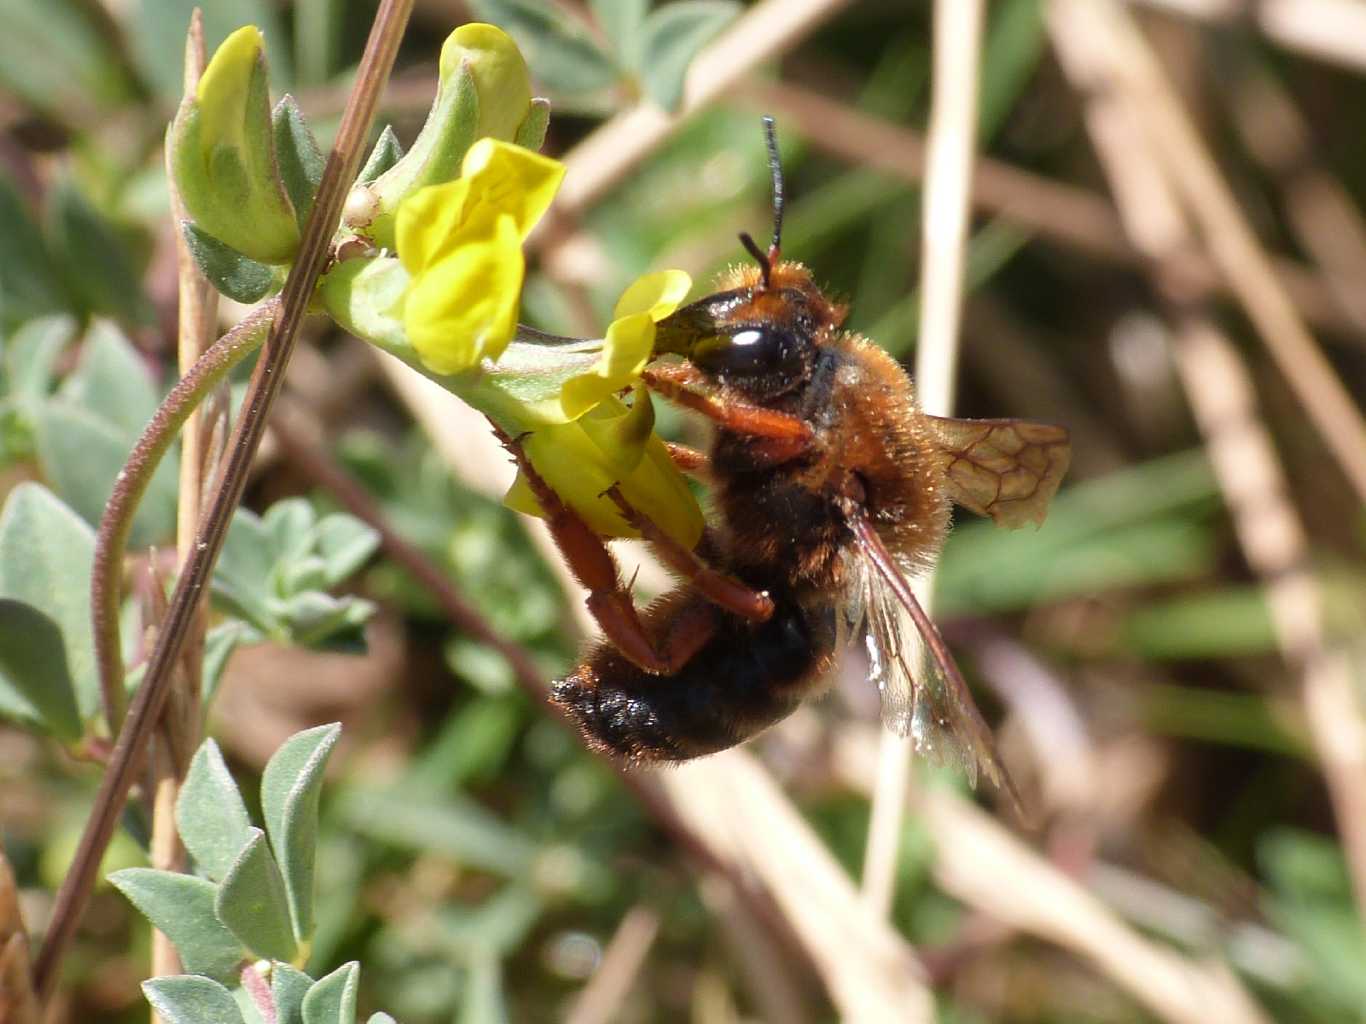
32,0,413,1002
90,302,277,731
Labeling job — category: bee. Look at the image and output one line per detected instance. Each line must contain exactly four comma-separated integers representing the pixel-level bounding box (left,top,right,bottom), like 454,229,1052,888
503,119,1069,801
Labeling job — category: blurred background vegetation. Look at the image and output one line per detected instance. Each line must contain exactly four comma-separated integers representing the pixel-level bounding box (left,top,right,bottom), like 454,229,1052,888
3,0,1366,1021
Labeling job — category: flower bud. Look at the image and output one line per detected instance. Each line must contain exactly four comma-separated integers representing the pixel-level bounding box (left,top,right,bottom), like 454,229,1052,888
352,23,536,250
169,26,300,264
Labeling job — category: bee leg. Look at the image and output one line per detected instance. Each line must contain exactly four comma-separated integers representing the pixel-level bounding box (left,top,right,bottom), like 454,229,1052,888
644,364,812,461
605,485,775,623
664,441,712,482
491,423,691,675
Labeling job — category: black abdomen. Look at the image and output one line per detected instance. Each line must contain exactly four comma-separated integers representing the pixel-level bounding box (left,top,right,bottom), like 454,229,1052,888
551,591,833,763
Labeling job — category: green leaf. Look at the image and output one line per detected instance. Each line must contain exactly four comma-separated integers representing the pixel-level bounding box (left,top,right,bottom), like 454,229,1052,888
312,515,380,587
294,0,343,86
46,178,155,325
513,98,551,153
0,171,69,329
1121,587,1276,659
0,483,98,719
471,0,620,101
4,314,76,398
334,787,536,877
109,868,246,982
215,508,276,630
357,126,404,184
33,399,177,548
203,621,251,706
177,739,256,881
183,223,277,304
60,321,160,439
591,0,648,63
260,723,341,944
142,975,246,1024
458,954,508,1024
271,962,315,1024
273,96,325,228
301,962,358,1024
638,2,739,111
978,0,1046,140
265,498,317,569
0,599,82,739
215,828,298,962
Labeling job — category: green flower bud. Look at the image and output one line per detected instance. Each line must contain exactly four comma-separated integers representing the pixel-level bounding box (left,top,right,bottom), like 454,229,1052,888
169,26,300,264
347,23,536,250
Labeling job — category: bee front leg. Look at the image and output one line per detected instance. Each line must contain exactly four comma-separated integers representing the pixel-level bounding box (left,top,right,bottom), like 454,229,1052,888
491,423,706,675
605,485,774,624
644,363,812,463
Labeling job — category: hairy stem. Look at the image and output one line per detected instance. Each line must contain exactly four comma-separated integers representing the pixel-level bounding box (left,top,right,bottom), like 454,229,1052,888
91,301,277,731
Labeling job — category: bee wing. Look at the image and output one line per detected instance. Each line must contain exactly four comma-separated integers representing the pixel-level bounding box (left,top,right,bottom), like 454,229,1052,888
846,506,1023,813
927,416,1070,529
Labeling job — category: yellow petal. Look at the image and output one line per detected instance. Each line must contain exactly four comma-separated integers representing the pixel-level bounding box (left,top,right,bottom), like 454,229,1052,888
502,393,703,548
460,138,565,241
395,178,471,274
404,213,522,374
612,268,692,321
558,312,656,420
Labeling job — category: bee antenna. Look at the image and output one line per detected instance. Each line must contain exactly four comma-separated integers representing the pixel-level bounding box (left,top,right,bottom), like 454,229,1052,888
762,115,784,265
738,230,771,287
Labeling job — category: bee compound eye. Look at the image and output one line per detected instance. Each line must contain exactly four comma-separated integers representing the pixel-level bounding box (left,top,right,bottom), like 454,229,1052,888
691,325,805,385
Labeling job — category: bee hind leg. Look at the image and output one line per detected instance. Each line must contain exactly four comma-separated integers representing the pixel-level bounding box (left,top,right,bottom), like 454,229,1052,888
491,422,706,675
604,485,774,623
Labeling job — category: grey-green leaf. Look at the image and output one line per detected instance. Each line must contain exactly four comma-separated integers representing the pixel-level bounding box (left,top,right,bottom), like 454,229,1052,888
312,515,380,587
273,96,325,228
301,962,358,1024
471,0,620,99
271,962,315,1024
215,828,298,962
458,954,508,1024
357,126,404,184
4,315,76,398
638,1,739,111
184,223,277,305
260,723,341,944
109,868,246,982
33,399,177,549
0,169,70,330
0,599,82,740
60,321,160,439
142,976,246,1024
366,1015,398,1024
591,0,648,63
0,484,98,719
215,508,276,631
177,739,256,881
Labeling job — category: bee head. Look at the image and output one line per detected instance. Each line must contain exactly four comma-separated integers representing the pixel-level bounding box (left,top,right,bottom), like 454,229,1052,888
651,116,844,401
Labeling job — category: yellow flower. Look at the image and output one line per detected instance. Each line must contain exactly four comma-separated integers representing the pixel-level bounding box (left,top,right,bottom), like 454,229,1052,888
559,270,692,420
395,138,564,374
504,388,704,548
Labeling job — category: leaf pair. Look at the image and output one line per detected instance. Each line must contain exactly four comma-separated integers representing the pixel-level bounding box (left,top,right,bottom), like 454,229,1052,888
143,961,394,1024
111,726,339,978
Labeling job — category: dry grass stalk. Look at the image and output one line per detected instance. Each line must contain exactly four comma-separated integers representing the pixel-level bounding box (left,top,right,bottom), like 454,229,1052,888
919,789,1275,1024
1129,0,1366,74
1046,0,1366,505
1048,0,1366,916
564,906,660,1024
862,0,987,919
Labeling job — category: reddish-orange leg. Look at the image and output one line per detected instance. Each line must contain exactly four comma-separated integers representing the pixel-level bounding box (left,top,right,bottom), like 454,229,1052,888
491,424,715,674
604,485,774,623
665,441,711,481
644,363,812,464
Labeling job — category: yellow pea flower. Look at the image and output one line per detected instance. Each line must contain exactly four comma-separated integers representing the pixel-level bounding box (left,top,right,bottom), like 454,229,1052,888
504,388,704,548
395,138,564,375
559,269,692,420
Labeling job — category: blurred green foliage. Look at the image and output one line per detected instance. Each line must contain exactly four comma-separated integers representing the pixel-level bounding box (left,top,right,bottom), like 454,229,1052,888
2,0,1366,1022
